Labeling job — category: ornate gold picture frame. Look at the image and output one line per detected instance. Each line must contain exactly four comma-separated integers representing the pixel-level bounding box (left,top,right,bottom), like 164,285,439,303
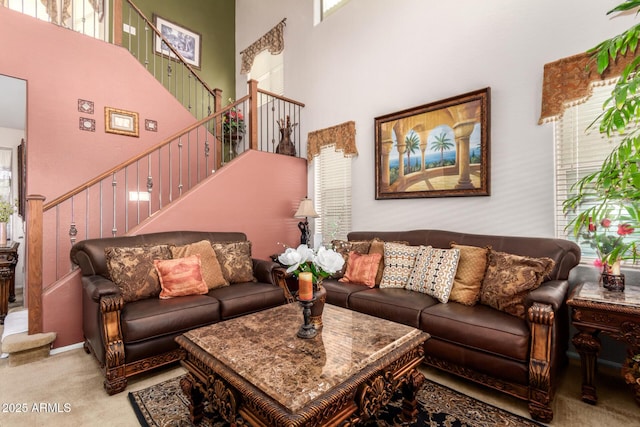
105,107,139,137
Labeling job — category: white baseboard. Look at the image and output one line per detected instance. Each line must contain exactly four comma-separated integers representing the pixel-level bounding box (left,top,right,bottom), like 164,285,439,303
50,342,84,355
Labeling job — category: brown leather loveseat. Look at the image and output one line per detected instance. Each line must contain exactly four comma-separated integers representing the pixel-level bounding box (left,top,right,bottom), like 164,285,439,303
70,230,287,395
322,230,580,422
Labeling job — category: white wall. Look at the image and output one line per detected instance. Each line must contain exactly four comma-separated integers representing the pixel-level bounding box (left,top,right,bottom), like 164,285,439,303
236,0,637,238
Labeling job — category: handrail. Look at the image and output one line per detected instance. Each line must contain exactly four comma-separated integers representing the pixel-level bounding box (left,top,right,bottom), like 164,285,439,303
43,98,249,211
123,0,217,98
257,88,306,108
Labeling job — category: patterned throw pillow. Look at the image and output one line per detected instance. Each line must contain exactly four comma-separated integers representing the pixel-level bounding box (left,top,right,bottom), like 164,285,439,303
211,241,256,284
448,243,489,306
379,242,421,289
406,246,460,303
331,240,372,278
338,252,383,288
105,244,172,302
480,249,555,318
171,240,228,290
155,255,209,299
368,238,410,285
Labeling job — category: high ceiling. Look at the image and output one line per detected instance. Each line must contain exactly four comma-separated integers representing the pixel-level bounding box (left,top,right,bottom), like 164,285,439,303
0,75,26,131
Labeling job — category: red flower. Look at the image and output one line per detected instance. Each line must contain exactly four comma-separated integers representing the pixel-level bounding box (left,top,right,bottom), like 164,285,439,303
600,218,612,227
588,217,597,232
618,223,634,236
593,259,603,268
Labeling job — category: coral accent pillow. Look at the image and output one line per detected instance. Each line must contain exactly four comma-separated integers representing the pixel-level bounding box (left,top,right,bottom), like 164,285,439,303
105,244,172,302
155,255,209,299
379,242,422,289
339,252,383,288
171,240,228,289
480,250,555,318
331,240,372,278
406,246,460,303
211,241,256,284
448,243,489,306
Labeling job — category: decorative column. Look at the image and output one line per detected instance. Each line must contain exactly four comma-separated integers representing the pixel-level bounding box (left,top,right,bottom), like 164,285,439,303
381,139,394,188
453,121,475,189
393,122,408,179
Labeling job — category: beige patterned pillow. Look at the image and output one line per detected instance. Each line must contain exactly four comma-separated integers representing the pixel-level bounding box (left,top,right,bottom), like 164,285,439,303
331,240,372,278
211,241,256,284
171,240,228,290
368,238,410,286
480,250,555,318
448,243,489,306
105,244,172,302
379,242,421,289
406,246,460,303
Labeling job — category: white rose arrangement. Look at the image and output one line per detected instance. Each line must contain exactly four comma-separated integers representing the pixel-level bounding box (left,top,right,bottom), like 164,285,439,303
277,244,345,285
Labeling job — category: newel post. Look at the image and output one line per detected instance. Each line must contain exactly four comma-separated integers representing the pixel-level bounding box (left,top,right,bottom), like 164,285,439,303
248,79,259,150
26,194,45,335
113,0,123,46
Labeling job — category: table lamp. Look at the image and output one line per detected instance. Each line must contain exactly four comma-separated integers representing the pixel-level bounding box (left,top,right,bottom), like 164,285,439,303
294,198,319,245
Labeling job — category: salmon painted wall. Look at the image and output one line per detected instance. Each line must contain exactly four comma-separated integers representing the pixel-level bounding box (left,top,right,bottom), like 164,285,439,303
133,151,308,259
44,138,308,348
0,7,197,202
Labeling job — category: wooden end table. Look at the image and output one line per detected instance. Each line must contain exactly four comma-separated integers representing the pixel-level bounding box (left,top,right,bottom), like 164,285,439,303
567,282,640,406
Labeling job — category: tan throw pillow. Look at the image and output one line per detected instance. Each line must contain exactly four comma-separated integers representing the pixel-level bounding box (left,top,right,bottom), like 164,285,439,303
379,242,421,289
105,244,172,303
339,252,383,288
171,240,228,290
331,240,372,278
211,241,256,284
368,238,386,285
406,246,460,303
155,255,209,299
448,243,489,306
480,250,555,318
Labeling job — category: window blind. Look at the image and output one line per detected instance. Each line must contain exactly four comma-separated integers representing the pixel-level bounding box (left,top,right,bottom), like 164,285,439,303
554,80,629,260
314,145,351,245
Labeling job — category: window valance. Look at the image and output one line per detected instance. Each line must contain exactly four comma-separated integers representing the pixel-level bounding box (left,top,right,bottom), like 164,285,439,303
38,0,104,25
538,51,634,124
307,121,357,162
240,18,286,74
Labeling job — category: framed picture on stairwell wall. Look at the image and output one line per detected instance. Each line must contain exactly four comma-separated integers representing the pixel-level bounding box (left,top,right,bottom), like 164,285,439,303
153,15,202,69
374,88,491,199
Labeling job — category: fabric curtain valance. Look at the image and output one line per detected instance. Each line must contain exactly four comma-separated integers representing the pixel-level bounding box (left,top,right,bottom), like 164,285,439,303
307,121,357,162
39,0,104,25
538,51,635,124
240,18,286,74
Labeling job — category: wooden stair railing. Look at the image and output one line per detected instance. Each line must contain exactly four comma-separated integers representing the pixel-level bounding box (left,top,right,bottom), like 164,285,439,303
24,80,304,335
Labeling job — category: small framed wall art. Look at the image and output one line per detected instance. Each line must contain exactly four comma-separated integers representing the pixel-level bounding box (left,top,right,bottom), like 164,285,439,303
375,88,491,199
154,15,201,69
105,107,139,137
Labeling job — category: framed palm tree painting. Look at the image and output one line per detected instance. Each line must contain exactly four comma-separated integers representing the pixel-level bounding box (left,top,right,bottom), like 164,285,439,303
375,88,490,199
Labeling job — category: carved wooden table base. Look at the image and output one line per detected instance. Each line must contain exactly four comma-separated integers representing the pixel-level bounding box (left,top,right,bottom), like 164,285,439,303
567,282,640,406
175,303,430,427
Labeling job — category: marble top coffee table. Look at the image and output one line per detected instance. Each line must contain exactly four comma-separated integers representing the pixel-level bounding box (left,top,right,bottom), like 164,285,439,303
175,303,429,427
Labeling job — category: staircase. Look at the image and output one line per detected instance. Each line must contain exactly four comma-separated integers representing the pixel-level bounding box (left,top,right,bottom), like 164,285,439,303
1,1,306,352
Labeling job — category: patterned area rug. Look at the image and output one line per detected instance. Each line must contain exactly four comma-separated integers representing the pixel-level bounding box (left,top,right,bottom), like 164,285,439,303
129,375,543,427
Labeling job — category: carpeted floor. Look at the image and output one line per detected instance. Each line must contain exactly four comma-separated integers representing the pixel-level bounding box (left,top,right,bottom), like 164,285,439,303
129,374,544,427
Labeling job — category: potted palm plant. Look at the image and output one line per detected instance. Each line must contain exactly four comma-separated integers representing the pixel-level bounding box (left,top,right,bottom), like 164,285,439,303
563,0,640,289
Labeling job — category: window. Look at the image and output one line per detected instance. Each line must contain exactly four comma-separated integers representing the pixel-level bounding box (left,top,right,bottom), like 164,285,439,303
322,0,351,19
554,80,630,260
249,50,284,97
314,146,352,245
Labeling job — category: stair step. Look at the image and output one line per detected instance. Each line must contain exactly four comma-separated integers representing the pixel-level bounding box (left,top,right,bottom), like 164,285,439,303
1,309,56,366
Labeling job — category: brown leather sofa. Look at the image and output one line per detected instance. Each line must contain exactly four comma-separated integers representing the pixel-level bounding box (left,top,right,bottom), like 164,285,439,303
322,230,580,422
70,230,287,395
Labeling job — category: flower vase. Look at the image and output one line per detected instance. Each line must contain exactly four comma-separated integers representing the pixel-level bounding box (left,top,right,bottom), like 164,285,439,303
602,262,625,292
0,222,7,247
310,281,326,331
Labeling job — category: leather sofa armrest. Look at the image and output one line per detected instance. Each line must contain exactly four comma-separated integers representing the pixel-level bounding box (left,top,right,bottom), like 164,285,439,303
252,258,280,285
525,280,569,313
82,275,120,303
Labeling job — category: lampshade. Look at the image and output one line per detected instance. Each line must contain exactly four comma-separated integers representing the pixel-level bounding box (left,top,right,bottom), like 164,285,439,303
294,198,319,218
